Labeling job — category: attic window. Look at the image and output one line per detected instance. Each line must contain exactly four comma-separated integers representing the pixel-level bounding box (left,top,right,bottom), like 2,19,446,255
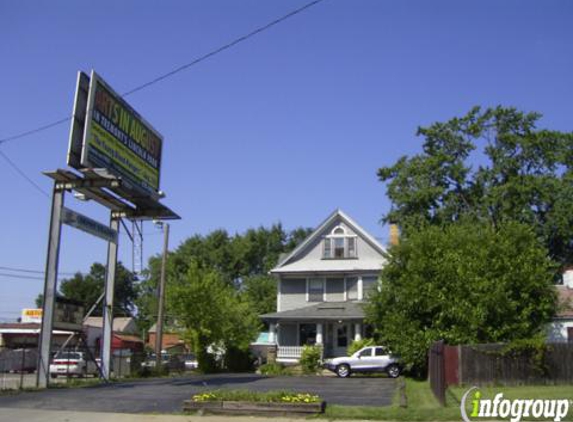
323,226,357,259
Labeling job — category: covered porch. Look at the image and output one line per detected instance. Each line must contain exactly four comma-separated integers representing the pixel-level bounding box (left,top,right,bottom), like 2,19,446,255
261,302,367,361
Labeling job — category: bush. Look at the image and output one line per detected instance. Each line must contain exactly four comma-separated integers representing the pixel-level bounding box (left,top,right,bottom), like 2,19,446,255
259,362,288,376
347,338,375,356
224,346,255,372
300,345,322,375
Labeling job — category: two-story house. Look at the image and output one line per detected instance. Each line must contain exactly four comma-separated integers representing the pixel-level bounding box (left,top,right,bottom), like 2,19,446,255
260,209,387,362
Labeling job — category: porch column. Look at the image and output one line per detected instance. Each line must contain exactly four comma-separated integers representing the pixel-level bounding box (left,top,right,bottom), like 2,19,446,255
354,323,362,341
316,323,323,345
269,323,277,344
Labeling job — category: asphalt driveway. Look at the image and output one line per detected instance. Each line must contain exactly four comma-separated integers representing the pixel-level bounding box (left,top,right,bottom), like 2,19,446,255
0,373,396,413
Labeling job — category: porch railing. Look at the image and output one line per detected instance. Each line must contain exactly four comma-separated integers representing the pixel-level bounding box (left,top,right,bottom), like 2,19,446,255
277,345,324,360
277,346,304,359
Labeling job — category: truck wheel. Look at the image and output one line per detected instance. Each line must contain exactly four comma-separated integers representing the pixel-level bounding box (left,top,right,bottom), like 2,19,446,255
386,364,400,378
336,364,351,378
50,374,57,379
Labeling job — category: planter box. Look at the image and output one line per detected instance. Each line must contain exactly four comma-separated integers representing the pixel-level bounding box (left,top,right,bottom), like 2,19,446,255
183,399,325,416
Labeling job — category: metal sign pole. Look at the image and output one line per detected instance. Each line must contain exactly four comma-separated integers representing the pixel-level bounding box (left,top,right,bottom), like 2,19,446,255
101,213,120,380
37,183,65,388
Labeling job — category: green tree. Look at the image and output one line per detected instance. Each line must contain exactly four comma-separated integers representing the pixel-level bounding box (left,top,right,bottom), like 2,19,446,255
378,106,573,265
36,262,138,317
241,275,277,316
366,220,558,374
168,261,260,372
136,225,312,331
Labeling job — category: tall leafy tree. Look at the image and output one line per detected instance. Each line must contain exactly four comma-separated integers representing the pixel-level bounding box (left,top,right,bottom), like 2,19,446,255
36,262,138,317
378,106,573,265
366,220,558,374
135,225,312,333
167,261,260,372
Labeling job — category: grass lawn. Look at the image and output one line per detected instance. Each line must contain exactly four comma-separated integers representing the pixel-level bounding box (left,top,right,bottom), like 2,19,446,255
322,379,573,421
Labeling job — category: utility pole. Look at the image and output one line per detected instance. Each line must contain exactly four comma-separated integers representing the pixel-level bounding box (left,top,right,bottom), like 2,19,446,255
154,222,169,369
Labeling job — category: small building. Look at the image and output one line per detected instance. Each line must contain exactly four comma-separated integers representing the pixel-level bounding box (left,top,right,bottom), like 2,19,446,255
260,209,386,362
0,323,76,349
147,323,187,353
83,316,143,355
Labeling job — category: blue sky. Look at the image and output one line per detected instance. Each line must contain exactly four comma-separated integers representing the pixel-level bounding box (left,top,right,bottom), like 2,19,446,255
1,0,572,321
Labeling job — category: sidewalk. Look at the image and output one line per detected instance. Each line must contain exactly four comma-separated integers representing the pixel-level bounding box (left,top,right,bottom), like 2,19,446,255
0,408,371,422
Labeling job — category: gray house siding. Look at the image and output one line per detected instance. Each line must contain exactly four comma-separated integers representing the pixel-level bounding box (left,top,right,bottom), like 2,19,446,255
279,278,307,311
325,278,344,301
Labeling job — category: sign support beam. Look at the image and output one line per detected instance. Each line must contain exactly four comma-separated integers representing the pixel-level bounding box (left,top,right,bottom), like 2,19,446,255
101,213,120,380
37,183,65,388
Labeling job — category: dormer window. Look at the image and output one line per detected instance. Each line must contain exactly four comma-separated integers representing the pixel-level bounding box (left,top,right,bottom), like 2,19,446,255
323,225,357,259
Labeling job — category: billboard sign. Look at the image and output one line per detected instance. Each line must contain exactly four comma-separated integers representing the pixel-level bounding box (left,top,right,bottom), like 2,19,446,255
53,299,84,332
68,70,163,195
62,207,118,243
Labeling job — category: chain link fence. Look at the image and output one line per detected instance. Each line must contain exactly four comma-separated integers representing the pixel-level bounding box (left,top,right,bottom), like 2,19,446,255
0,346,197,391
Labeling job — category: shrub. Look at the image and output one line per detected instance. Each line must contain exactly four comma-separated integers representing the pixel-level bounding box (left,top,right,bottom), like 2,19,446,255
347,338,375,356
224,346,255,372
259,362,288,376
300,345,322,375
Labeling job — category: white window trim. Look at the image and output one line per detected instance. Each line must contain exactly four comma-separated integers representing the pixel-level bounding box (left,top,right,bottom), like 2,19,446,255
277,279,282,312
323,228,358,259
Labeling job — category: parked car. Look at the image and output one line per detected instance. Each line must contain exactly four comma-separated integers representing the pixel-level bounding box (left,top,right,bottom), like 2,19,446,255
323,346,401,378
141,352,186,372
49,351,97,378
181,353,198,370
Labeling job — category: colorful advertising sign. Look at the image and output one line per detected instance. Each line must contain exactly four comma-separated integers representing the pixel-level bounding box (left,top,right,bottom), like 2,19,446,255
21,309,43,324
70,71,163,195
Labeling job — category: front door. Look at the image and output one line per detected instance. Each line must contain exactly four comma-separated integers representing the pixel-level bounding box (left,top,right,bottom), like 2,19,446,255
332,323,349,357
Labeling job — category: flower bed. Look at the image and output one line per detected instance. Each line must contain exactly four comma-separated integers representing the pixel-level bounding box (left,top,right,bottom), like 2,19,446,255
183,390,325,416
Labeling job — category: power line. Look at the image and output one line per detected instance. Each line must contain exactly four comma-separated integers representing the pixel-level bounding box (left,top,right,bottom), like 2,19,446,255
0,272,45,281
0,0,326,145
122,0,326,97
0,117,70,145
0,266,78,276
0,149,50,198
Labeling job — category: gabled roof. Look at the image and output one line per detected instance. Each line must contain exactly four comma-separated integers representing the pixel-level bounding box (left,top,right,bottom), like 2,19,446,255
261,301,366,321
84,317,136,333
271,209,386,274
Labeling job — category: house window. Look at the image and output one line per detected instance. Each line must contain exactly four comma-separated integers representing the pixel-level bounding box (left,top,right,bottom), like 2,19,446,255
308,278,324,302
323,238,332,258
299,324,317,346
347,237,356,257
334,237,345,258
346,277,358,301
323,225,358,259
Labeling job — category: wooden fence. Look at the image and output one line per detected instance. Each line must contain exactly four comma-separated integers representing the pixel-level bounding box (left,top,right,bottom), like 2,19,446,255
457,343,573,385
428,340,445,406
428,341,573,405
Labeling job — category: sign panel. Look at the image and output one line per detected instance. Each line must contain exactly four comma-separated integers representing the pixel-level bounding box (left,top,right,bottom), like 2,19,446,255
62,207,118,243
53,299,84,332
21,309,43,324
68,70,163,195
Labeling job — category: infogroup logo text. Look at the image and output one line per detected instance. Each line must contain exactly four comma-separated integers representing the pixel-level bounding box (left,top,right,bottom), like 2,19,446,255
461,387,571,422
